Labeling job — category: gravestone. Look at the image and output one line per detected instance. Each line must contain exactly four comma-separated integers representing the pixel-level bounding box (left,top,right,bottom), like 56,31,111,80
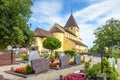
0,75,3,80
29,51,40,63
59,55,70,68
31,58,49,74
83,55,89,62
108,57,115,67
74,55,81,65
96,73,106,80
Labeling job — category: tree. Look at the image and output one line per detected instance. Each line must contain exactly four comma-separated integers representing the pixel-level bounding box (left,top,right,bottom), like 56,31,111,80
43,37,61,54
94,18,120,54
0,0,35,49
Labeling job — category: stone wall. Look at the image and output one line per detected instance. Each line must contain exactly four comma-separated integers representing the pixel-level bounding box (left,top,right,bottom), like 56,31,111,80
0,50,15,66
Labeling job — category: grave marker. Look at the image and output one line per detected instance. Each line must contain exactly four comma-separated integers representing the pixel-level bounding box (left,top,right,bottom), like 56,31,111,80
74,55,81,65
31,58,49,74
59,55,70,68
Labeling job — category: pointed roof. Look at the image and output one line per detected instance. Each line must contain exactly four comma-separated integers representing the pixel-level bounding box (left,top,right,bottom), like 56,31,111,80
64,14,79,28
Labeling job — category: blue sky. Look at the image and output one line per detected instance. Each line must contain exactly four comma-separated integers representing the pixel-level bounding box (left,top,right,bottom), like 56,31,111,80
29,0,120,48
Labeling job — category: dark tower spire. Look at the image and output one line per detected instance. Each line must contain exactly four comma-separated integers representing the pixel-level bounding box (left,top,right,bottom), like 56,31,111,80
64,14,79,28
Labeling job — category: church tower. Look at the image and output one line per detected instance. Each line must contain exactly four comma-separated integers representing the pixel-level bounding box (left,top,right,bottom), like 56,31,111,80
64,14,80,37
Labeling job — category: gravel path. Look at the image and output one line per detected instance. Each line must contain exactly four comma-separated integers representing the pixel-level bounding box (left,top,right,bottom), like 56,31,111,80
0,57,120,80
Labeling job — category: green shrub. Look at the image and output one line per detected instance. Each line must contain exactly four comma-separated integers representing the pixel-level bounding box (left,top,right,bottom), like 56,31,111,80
86,63,101,78
23,55,28,61
55,51,59,59
15,55,22,58
40,53,49,59
103,66,119,80
85,62,90,71
102,58,110,69
23,64,33,74
49,55,55,62
65,50,76,58
102,58,119,80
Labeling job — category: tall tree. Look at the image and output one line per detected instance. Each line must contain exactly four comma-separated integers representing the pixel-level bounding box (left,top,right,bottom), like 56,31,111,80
0,0,35,49
43,37,61,54
94,18,120,54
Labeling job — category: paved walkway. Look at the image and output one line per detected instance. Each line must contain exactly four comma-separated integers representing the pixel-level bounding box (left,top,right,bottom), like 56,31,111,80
0,57,120,80
0,63,84,80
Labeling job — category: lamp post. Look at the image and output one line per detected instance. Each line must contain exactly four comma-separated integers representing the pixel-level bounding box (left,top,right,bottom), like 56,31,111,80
100,49,103,73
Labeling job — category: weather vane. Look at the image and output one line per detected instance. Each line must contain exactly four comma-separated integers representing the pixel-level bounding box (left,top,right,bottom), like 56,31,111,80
71,8,73,14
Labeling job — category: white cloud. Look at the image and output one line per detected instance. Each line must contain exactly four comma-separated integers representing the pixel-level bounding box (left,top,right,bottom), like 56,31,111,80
32,1,62,16
74,0,119,24
71,0,120,48
30,0,65,29
79,24,95,48
30,0,120,48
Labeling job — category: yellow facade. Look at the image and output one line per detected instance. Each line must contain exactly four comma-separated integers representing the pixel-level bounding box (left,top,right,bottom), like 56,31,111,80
34,14,88,53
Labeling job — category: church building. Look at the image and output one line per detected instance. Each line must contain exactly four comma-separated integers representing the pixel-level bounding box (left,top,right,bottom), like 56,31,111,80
34,14,88,53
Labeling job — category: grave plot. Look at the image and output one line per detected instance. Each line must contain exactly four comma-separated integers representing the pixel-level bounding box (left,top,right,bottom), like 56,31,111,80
50,55,71,70
5,58,49,78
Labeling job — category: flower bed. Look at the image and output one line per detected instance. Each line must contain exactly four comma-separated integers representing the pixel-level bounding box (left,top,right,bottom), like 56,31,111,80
69,61,75,65
15,67,26,73
14,64,34,74
62,74,86,80
50,62,59,67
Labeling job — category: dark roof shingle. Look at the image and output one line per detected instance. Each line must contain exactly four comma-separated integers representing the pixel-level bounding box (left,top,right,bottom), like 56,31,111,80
64,14,79,28
34,28,54,37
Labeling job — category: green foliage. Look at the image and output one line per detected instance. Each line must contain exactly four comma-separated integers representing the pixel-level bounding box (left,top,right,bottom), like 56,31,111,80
23,64,33,74
40,53,50,59
0,45,7,50
85,62,90,71
94,18,120,53
0,0,35,49
15,55,22,58
102,58,110,69
23,55,28,61
89,45,100,53
55,51,59,59
102,58,119,80
49,55,55,62
43,37,61,51
103,67,118,80
86,63,101,78
86,58,119,79
65,50,76,58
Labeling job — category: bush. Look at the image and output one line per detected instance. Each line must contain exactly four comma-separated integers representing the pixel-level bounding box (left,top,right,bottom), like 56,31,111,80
23,64,33,74
49,55,55,62
55,51,59,59
23,55,28,61
40,53,49,59
85,62,90,71
102,58,119,80
65,50,76,58
103,66,119,80
86,63,101,78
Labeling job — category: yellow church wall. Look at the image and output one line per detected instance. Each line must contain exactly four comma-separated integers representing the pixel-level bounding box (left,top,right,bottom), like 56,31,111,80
34,37,47,52
52,32,64,52
79,46,88,53
64,37,75,51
